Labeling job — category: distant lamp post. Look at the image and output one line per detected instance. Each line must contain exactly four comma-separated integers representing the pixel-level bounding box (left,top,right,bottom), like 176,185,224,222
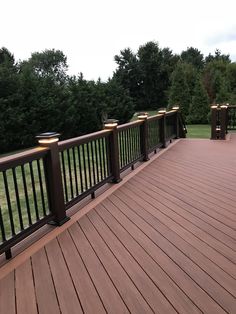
137,112,148,119
104,119,118,129
36,132,60,145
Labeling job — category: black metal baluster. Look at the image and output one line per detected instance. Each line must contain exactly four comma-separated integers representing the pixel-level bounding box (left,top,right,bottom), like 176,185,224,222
3,171,15,236
86,143,92,188
98,138,104,180
118,132,123,169
12,168,24,230
125,129,129,165
36,160,46,216
29,162,39,221
61,151,68,203
72,147,79,196
90,141,96,186
94,139,100,183
102,137,107,179
0,206,6,242
21,165,32,225
82,144,88,190
77,146,84,194
127,128,131,163
105,136,111,176
67,149,74,199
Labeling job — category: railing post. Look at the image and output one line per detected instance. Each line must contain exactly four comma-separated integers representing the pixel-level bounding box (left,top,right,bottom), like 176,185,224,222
220,105,227,140
138,113,149,161
158,109,167,148
211,105,218,140
172,106,180,138
104,120,121,183
36,133,70,225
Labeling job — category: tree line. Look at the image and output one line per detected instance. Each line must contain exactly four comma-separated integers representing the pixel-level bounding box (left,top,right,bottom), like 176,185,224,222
0,43,236,153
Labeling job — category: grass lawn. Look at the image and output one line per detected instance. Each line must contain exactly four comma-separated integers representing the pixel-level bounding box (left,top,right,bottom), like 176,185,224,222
131,111,211,139
186,124,211,139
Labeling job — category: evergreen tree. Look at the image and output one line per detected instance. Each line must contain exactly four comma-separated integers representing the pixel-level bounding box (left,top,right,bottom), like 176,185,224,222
168,61,191,118
187,76,209,124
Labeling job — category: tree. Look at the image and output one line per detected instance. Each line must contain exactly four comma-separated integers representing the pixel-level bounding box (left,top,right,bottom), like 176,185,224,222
203,59,230,103
205,49,231,64
168,61,191,118
114,48,143,109
0,47,23,152
27,49,68,82
187,76,209,124
137,41,174,109
181,47,204,69
102,78,135,124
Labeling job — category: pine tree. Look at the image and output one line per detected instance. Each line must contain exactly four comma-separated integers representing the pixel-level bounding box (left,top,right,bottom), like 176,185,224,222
168,62,191,118
187,76,209,124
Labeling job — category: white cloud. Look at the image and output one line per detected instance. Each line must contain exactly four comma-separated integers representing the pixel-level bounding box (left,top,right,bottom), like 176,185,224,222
1,0,236,80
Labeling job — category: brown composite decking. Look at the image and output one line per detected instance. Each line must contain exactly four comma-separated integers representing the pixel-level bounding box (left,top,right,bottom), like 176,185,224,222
0,136,236,314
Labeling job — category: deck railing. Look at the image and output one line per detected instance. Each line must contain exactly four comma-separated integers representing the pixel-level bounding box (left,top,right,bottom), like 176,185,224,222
0,109,186,259
211,104,235,139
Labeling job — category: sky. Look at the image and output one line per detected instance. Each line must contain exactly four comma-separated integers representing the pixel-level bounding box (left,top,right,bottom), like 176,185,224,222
1,0,236,81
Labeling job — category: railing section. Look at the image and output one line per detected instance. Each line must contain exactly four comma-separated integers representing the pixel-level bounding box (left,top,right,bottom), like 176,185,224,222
147,116,162,153
0,109,186,259
118,121,142,171
0,148,53,258
226,105,236,130
58,130,112,209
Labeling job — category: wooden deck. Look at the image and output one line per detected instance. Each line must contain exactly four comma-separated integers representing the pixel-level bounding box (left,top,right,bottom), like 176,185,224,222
0,136,236,314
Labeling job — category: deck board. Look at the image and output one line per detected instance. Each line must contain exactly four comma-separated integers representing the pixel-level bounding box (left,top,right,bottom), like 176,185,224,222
0,137,236,313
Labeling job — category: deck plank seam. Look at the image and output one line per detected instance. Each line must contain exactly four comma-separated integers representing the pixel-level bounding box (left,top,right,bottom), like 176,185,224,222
136,171,236,243
67,227,108,314
121,182,236,280
93,205,185,314
133,173,236,248
76,221,131,314
140,170,236,231
98,202,204,314
85,213,158,314
112,192,236,299
126,179,236,266
105,197,234,313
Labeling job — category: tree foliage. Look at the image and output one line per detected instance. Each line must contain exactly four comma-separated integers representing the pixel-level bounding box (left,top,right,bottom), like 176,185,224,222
0,43,235,154
187,76,209,124
168,61,191,118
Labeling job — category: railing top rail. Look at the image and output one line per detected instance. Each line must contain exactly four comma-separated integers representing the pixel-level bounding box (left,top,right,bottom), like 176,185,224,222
58,129,111,151
147,114,164,122
228,105,236,109
0,147,48,171
165,110,177,116
117,120,142,131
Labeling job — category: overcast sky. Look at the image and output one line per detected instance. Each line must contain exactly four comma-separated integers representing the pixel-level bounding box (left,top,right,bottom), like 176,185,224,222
1,0,236,80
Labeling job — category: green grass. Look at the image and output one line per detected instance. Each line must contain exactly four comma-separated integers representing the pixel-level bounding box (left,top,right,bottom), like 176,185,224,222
186,124,211,139
131,111,211,139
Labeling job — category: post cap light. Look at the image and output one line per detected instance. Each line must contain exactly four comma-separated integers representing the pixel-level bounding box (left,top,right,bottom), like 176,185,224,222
220,104,228,109
158,108,167,114
172,106,179,110
104,119,118,128
211,104,218,109
137,112,148,119
36,132,60,145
